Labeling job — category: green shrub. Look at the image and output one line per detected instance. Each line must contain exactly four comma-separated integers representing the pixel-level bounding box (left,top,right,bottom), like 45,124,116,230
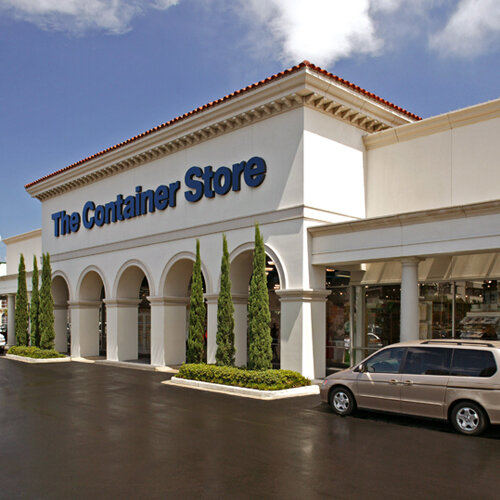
39,253,55,350
216,234,235,366
247,224,273,370
8,345,65,359
176,363,310,390
30,256,41,348
15,254,29,346
187,240,206,363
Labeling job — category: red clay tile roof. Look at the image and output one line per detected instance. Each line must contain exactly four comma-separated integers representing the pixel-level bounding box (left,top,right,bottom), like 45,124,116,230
25,61,421,190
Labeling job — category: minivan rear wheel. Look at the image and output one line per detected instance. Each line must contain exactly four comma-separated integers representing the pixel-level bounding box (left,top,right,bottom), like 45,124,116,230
329,387,356,416
451,401,488,436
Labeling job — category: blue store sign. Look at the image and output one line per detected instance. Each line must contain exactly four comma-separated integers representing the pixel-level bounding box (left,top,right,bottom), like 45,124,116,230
51,156,266,237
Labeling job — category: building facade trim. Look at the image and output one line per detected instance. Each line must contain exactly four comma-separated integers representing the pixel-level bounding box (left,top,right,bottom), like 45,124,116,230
309,199,500,237
364,98,500,150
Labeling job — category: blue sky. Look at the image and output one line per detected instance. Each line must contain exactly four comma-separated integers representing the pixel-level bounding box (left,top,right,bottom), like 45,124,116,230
1,0,499,260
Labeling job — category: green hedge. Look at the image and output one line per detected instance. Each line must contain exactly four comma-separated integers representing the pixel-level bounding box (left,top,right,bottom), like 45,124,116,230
176,363,311,390
8,346,65,359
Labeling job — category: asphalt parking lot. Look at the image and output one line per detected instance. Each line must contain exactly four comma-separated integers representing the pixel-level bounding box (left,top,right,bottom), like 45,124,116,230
1,357,499,500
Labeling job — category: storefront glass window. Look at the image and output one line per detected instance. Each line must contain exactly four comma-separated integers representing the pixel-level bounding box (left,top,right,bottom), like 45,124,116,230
326,286,350,371
366,285,400,347
455,280,500,340
325,270,351,372
325,271,500,372
417,280,500,340
419,282,453,339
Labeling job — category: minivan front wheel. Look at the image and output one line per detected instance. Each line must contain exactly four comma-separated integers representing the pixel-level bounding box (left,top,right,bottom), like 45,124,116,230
451,402,488,436
329,387,356,416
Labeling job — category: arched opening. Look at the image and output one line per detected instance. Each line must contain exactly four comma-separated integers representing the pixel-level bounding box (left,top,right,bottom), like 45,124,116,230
116,265,151,363
230,249,282,368
77,269,106,357
138,277,151,360
266,257,281,368
99,286,106,356
51,275,70,354
162,257,207,365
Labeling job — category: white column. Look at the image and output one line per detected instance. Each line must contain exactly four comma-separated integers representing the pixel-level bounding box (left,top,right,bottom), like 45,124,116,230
205,294,218,364
401,258,420,342
68,300,101,358
149,297,165,366
149,296,189,367
7,294,15,347
277,289,329,380
233,293,248,367
104,299,140,362
54,303,68,353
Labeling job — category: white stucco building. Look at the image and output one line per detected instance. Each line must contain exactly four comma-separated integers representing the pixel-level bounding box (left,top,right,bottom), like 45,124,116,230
2,62,499,378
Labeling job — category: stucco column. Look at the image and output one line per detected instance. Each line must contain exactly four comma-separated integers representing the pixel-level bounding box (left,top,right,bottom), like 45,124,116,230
232,293,248,367
400,258,421,342
149,296,189,367
104,298,140,362
68,300,101,358
7,294,15,347
276,289,330,379
205,294,218,364
54,302,68,354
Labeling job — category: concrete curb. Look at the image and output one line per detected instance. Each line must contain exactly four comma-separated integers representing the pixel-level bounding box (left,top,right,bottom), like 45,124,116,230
163,377,320,400
3,355,180,373
93,360,179,373
70,357,96,364
5,354,71,364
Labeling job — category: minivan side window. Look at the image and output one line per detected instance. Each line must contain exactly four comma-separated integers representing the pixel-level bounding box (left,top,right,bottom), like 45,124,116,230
365,347,406,373
401,347,452,375
450,349,497,377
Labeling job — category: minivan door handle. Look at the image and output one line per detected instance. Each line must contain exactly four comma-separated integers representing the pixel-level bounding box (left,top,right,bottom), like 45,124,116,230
388,379,398,385
402,380,413,386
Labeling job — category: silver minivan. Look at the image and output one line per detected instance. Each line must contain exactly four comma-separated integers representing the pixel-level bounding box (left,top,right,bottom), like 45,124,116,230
320,339,500,435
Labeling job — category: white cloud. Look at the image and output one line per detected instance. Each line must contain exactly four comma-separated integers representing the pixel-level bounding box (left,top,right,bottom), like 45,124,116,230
238,0,383,67
1,0,498,63
152,0,179,9
429,0,500,57
370,0,406,13
238,0,500,66
0,0,179,34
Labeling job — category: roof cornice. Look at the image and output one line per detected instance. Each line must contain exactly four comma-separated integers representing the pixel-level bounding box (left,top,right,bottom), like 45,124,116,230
26,62,419,201
2,229,42,245
364,98,500,150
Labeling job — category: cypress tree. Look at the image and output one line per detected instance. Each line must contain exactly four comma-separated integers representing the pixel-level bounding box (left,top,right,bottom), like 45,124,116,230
186,240,206,363
216,234,235,366
247,224,272,370
39,253,55,350
30,256,40,347
15,254,29,346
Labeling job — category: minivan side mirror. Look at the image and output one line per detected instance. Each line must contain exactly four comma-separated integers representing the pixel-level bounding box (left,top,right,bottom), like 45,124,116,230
354,363,366,373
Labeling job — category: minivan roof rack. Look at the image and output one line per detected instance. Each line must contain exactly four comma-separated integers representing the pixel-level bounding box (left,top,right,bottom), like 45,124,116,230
421,340,495,347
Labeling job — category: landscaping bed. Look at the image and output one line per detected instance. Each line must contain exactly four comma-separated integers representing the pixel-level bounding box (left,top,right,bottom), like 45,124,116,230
175,363,311,390
7,346,67,360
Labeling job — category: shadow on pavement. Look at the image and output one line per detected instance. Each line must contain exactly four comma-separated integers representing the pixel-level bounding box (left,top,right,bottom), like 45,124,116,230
313,401,500,439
